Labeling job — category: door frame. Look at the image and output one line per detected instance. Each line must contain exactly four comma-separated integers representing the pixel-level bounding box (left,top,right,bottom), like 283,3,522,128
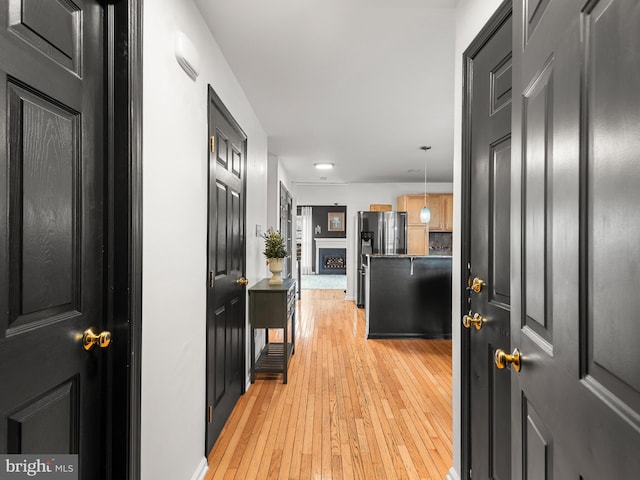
460,2,512,479
104,1,143,479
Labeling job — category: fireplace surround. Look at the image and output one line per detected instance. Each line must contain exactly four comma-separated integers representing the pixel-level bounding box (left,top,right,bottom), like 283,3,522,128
318,248,346,274
315,238,347,275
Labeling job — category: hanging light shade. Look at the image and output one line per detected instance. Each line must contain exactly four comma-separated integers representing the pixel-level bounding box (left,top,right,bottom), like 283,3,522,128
420,145,432,224
420,206,431,223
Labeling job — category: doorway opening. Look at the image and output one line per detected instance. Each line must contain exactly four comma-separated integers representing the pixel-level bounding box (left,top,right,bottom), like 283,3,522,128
296,205,347,291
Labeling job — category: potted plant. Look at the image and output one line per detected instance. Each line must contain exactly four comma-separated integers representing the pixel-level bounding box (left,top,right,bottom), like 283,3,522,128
262,228,288,285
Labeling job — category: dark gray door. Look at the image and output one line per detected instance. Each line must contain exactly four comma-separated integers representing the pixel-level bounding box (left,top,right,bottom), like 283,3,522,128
0,0,106,476
206,86,247,453
464,4,512,479
279,182,293,279
510,0,640,477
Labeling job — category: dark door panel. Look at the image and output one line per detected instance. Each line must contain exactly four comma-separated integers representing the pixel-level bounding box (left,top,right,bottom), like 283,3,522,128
7,379,79,454
511,0,640,477
586,0,640,408
6,80,82,331
463,3,512,479
206,87,247,453
0,0,106,475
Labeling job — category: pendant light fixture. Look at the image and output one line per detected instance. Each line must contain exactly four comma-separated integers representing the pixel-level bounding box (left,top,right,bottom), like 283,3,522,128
420,146,432,223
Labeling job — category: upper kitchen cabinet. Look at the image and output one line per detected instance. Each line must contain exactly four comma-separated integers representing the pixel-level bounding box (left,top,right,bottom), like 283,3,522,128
400,194,427,225
397,194,453,233
425,194,453,232
442,194,453,231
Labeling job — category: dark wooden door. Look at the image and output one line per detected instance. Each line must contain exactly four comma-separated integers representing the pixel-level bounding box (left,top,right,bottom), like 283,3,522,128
464,4,512,479
510,0,640,477
279,182,293,279
0,0,106,476
206,86,247,453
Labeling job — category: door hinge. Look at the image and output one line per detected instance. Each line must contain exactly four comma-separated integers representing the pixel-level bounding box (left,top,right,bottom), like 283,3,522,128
210,136,215,153
209,271,214,288
208,406,213,423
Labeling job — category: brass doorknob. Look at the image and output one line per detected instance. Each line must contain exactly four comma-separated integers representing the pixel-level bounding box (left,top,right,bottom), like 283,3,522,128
236,277,249,286
462,312,486,330
83,328,112,351
471,277,486,293
494,348,521,372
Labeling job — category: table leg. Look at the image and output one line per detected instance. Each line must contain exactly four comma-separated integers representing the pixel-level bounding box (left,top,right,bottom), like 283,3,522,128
283,319,288,384
291,310,295,355
250,327,255,384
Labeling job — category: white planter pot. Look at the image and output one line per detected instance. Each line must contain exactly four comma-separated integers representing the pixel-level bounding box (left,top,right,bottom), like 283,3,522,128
268,258,284,285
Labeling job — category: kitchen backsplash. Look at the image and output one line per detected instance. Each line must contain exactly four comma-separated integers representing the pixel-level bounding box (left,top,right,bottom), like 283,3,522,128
429,231,453,255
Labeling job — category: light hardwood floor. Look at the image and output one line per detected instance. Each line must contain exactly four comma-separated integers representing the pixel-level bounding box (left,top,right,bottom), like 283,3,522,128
206,289,452,480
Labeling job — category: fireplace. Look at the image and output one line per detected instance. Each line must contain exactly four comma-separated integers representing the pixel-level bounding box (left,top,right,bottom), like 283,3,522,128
318,248,346,275
314,237,347,274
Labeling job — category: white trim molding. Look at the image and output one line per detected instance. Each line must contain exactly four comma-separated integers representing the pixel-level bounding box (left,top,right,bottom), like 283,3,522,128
446,467,461,480
190,457,208,480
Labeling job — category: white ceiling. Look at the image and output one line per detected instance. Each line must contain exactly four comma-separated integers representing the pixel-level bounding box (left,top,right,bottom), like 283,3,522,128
194,0,458,184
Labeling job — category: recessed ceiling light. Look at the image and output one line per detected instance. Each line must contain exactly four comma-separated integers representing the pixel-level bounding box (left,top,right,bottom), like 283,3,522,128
314,162,335,170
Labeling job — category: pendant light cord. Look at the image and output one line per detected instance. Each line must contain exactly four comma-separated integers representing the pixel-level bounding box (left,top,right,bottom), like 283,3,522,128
424,156,427,206
420,145,431,206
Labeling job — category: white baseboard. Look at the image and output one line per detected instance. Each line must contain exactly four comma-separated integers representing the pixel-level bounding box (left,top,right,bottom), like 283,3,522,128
190,457,208,480
446,467,460,480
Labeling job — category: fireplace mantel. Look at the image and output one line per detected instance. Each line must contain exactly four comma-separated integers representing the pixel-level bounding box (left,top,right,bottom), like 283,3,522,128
315,238,347,274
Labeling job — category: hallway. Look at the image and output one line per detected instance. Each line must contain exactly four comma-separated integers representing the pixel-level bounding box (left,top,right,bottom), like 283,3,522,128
206,290,452,479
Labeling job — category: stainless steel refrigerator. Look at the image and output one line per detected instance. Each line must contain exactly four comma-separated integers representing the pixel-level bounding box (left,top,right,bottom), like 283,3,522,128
356,211,408,307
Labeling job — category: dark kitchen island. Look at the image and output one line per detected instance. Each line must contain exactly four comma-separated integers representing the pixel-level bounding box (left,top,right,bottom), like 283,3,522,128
365,255,452,339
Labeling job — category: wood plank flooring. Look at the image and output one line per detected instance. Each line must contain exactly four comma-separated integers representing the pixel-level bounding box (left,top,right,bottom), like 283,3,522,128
206,290,452,480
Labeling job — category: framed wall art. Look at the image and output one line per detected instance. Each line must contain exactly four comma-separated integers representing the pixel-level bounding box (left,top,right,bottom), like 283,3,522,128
327,212,345,232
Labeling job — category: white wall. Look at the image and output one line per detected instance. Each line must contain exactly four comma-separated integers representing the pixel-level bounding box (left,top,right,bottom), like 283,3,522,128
295,182,453,300
449,1,505,479
277,160,294,203
266,154,279,232
265,154,295,235
142,1,269,478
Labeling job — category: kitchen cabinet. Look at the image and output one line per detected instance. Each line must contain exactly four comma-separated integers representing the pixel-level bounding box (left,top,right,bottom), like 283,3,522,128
424,194,453,232
442,194,454,231
407,225,428,256
398,193,453,255
424,195,444,231
398,194,428,255
400,195,426,224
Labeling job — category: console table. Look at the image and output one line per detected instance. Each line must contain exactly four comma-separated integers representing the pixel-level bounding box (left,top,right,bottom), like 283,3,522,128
248,278,296,384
